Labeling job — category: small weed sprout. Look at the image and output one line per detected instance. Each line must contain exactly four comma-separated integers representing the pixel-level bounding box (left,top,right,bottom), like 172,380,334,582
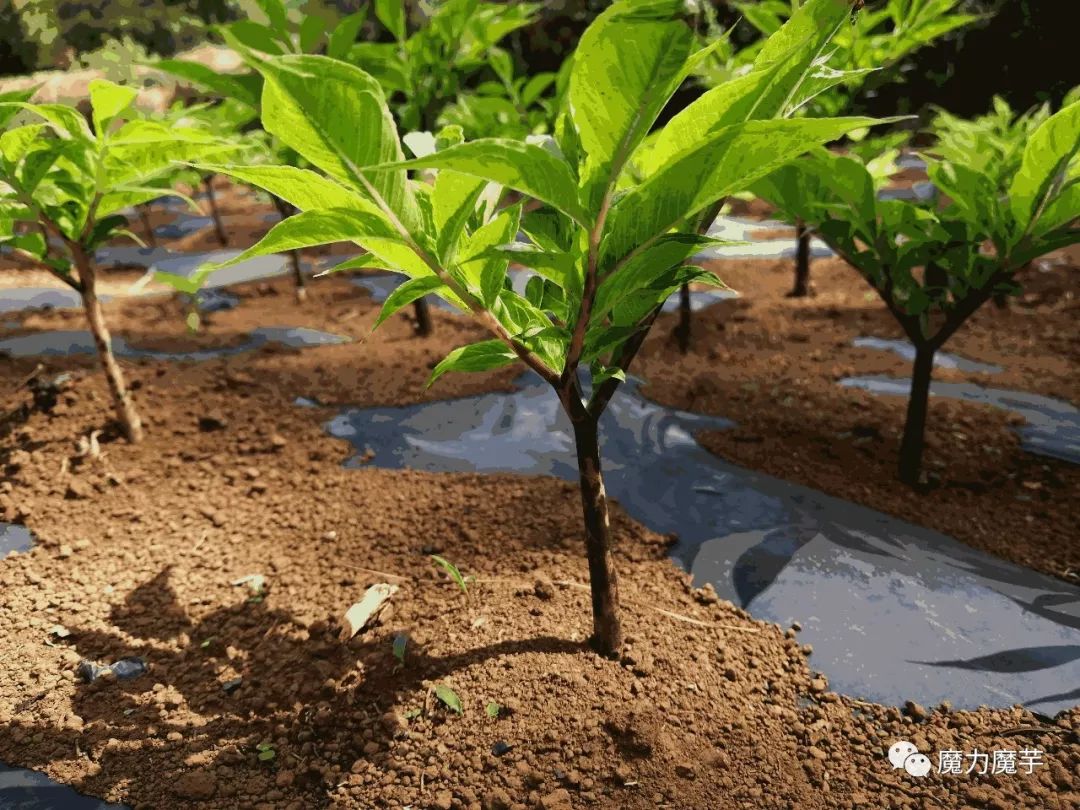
430,555,470,595
434,684,464,715
392,633,408,664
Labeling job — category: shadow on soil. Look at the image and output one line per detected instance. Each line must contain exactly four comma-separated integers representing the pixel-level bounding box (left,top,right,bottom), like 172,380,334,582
1,566,586,808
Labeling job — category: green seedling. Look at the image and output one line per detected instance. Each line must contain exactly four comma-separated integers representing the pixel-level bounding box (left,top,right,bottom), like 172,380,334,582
485,701,501,719
392,633,408,664
0,80,229,442
434,684,463,715
256,742,276,762
430,555,470,595
189,0,887,655
754,96,1080,485
685,0,979,310
354,0,544,136
154,0,368,303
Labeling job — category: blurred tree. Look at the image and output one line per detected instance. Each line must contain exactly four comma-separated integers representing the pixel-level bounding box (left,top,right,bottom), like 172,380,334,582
0,3,39,76
862,0,1074,116
1,0,237,75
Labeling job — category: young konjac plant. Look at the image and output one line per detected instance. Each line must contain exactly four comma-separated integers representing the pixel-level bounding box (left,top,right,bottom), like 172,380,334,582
155,0,368,304
348,0,544,332
754,99,1080,485
196,0,882,654
710,0,979,301
0,80,227,442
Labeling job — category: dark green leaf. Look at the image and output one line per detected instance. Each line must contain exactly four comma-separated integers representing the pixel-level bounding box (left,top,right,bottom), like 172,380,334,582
428,340,518,386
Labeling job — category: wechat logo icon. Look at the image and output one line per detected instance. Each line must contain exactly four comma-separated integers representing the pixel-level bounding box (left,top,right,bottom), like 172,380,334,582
888,741,932,777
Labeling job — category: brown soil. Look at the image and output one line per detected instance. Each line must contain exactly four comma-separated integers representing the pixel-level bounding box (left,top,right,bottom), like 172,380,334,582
636,251,1080,584
0,186,1077,808
0,270,1077,810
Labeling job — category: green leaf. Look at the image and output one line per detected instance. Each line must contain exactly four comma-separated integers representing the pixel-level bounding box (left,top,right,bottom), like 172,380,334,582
751,0,853,115
492,287,545,336
1008,101,1080,238
315,253,385,277
299,15,327,53
458,205,521,307
0,124,49,166
430,554,470,593
432,170,487,263
98,184,195,220
254,55,419,230
202,208,404,276
594,233,725,321
153,59,262,108
927,159,999,233
428,341,517,386
372,139,589,227
88,79,138,136
1008,228,1080,267
568,0,694,203
434,684,463,715
634,64,784,179
228,20,287,55
485,701,501,719
0,88,36,129
392,634,408,663
0,102,93,140
487,244,578,295
192,164,368,213
375,0,408,42
374,275,453,328
87,214,129,250
7,231,46,259
604,116,887,264
255,0,289,33
610,263,723,327
1034,179,1080,237
328,10,369,59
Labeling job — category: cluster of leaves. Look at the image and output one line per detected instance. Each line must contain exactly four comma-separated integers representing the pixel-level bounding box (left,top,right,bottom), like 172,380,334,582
723,0,980,116
2,0,235,74
0,80,229,279
755,96,1079,480
201,0,881,401
929,94,1063,186
351,0,553,138
758,97,1079,337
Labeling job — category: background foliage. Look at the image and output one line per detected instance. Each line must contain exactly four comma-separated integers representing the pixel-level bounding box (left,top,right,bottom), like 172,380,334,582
1,1,1070,121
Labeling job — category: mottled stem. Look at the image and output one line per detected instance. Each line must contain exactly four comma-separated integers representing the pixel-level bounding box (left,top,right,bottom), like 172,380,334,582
70,242,143,443
571,416,623,655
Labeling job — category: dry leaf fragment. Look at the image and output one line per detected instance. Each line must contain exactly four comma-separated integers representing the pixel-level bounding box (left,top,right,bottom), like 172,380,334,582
341,583,399,640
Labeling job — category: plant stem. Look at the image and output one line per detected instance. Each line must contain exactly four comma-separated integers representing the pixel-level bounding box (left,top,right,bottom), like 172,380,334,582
672,198,726,354
413,298,433,336
271,196,307,302
203,174,228,247
136,203,157,247
570,415,623,656
789,218,811,297
898,343,934,486
69,241,143,443
675,283,691,354
289,249,306,303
